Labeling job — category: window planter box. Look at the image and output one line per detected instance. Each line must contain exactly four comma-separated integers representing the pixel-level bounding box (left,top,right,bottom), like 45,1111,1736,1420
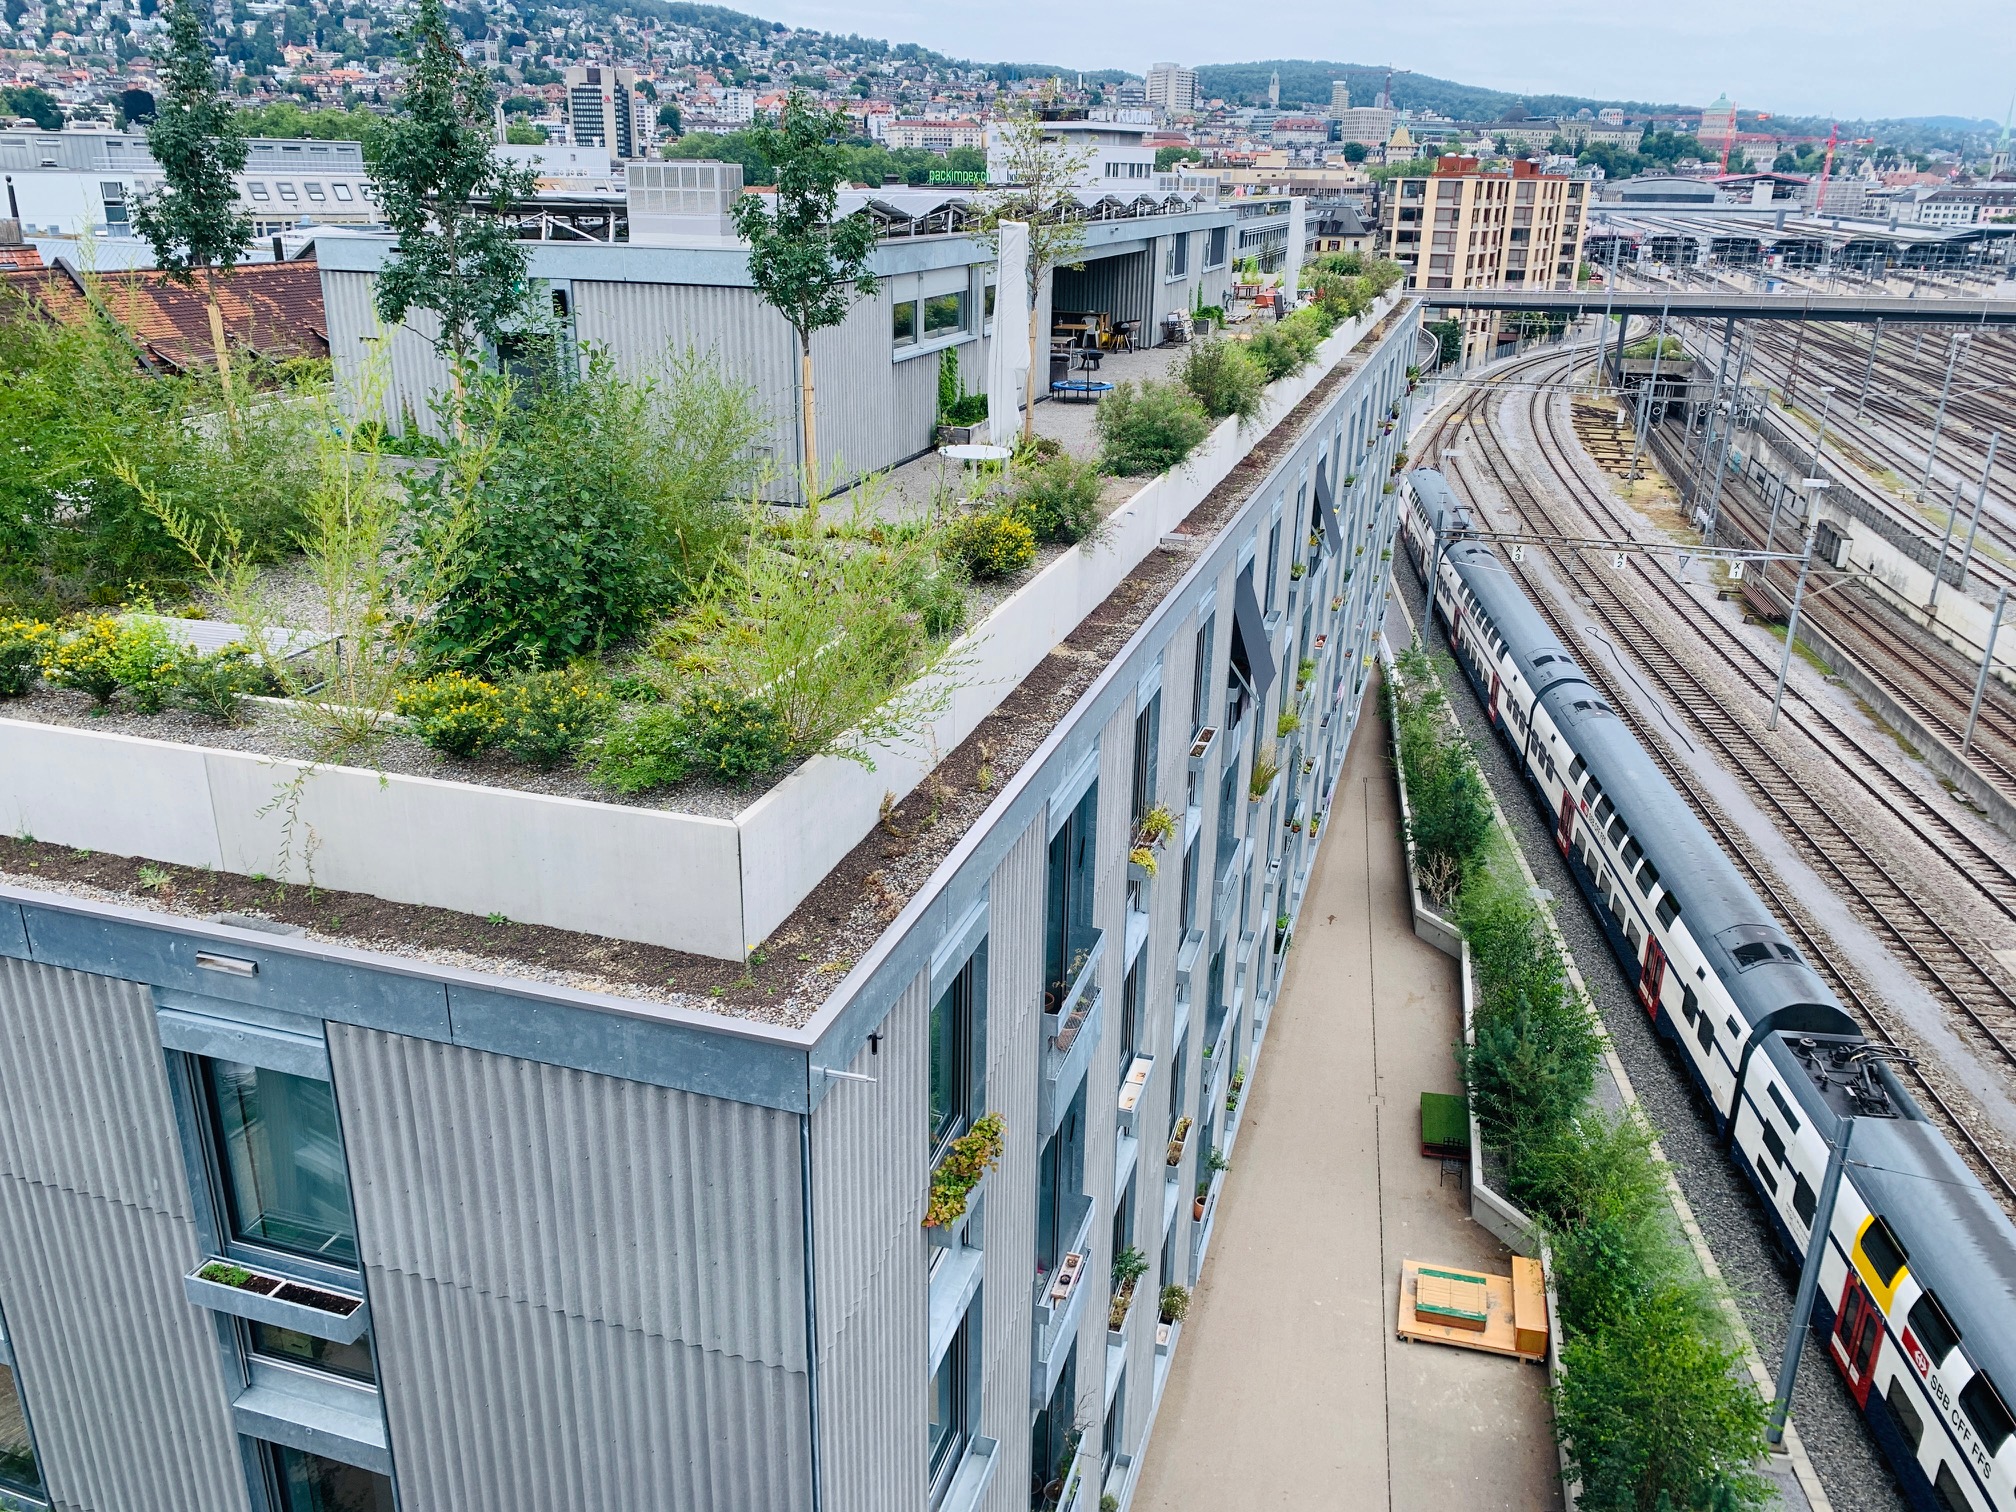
184,1259,369,1345
1186,725,1219,776
925,1165,989,1251
1166,1115,1193,1167
1117,1054,1154,1137
1156,1318,1182,1357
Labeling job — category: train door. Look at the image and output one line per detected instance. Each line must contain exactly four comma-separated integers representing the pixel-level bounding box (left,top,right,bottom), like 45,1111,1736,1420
1830,1275,1883,1408
1637,937,1667,1020
1487,671,1501,726
1556,792,1575,856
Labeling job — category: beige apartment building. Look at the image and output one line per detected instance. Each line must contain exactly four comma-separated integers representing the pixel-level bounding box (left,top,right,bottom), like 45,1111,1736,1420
1380,155,1589,363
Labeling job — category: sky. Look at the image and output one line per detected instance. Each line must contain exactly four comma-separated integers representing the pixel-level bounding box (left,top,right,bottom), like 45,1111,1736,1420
760,0,2015,124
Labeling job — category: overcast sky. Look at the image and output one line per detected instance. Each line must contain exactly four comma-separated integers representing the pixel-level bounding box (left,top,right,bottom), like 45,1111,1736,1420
761,0,2014,124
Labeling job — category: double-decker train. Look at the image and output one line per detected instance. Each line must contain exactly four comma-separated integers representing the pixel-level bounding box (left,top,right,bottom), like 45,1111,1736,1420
1402,467,2016,1512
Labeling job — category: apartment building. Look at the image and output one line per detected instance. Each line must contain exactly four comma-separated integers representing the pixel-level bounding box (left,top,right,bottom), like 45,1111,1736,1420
882,118,986,153
0,285,1421,1511
1381,155,1588,362
1144,63,1199,117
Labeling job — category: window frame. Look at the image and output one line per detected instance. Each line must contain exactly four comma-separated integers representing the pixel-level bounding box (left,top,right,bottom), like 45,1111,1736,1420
929,949,987,1166
926,1311,968,1501
197,1055,361,1270
0,1303,47,1505
892,297,919,347
263,1440,397,1512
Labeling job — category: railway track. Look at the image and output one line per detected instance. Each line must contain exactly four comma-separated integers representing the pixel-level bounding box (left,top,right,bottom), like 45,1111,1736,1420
1419,346,2016,1209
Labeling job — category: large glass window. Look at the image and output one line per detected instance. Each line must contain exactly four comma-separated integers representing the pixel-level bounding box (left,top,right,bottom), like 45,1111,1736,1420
1118,959,1140,1076
1131,693,1160,825
268,1443,395,1512
247,1321,376,1384
929,953,986,1161
1190,618,1214,735
1035,1082,1087,1276
928,1312,968,1497
203,1060,357,1265
923,290,967,337
1044,782,1099,1006
0,1362,44,1500
892,299,918,347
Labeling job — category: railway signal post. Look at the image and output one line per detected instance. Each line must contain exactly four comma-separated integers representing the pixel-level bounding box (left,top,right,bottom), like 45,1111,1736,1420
1769,1119,1851,1449
1768,524,1819,732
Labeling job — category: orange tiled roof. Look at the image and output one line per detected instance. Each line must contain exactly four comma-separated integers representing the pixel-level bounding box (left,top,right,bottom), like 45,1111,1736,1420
1,258,327,371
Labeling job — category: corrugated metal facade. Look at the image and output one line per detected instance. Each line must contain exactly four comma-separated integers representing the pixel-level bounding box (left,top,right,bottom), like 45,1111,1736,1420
1053,248,1155,334
326,1025,812,1512
0,958,247,1512
809,970,927,1512
319,268,454,434
976,816,1044,1512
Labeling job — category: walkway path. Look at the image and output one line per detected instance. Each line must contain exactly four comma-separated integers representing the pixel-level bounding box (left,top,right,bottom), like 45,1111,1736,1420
1132,699,1562,1512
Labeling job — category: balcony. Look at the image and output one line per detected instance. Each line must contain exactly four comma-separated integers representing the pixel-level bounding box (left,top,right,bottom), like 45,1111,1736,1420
1032,1192,1095,1408
1040,936,1106,1138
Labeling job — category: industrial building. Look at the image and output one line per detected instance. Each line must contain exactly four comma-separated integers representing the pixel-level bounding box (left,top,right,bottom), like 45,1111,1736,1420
0,245,1423,1512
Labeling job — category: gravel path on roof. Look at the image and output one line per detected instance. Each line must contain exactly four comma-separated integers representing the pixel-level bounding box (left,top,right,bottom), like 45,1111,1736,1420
1398,559,1907,1512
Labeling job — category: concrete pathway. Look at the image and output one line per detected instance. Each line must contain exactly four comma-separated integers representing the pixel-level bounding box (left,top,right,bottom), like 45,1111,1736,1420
1132,702,1563,1512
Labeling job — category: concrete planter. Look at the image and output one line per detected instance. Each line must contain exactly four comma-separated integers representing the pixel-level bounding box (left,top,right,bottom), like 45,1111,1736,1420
184,1260,368,1344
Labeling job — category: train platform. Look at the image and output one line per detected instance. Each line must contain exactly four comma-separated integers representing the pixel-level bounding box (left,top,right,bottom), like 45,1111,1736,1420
1131,695,1562,1512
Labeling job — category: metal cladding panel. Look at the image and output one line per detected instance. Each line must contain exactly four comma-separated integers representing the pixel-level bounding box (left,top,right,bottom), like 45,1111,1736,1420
320,269,453,434
327,1025,807,1370
808,287,944,487
364,1265,812,1512
0,958,190,1215
810,970,927,1512
976,816,1044,1512
0,959,247,1512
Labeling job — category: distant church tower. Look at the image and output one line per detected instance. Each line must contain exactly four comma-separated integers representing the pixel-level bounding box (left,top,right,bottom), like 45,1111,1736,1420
1268,71,1280,108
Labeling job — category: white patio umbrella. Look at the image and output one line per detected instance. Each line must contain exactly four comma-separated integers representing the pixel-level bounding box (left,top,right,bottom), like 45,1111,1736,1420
988,220,1031,449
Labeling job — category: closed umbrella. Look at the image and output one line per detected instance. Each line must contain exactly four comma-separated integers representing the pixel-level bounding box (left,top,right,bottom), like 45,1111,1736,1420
988,220,1030,449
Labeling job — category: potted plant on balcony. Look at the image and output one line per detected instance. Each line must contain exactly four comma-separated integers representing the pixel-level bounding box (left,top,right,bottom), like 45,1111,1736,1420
922,1112,1006,1233
1276,708,1300,739
1159,1284,1191,1325
1166,1115,1192,1166
1129,803,1176,883
1295,657,1316,691
1193,1176,1209,1222
1248,748,1281,801
1108,1245,1147,1339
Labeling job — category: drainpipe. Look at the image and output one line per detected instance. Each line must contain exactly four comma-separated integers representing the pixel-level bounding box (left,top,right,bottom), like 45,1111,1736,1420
800,1111,824,1512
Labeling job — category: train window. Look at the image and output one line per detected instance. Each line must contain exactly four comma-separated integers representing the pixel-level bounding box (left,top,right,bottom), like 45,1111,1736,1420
1732,943,1776,970
1583,776,1601,802
1757,1162,1779,1195
1909,1292,1962,1367
1760,1120,1787,1166
1656,892,1681,929
1767,1083,1802,1136
1593,795,1613,825
1568,754,1584,780
1933,1463,1969,1512
1636,861,1660,897
1793,1172,1816,1225
1537,654,1558,668
1888,1378,1925,1452
1680,986,1699,1025
1697,1014,1714,1052
1606,816,1627,847
1724,1015,1741,1039
1621,838,1643,869
1858,1217,1909,1290
1776,943,1802,964
1960,1373,2015,1457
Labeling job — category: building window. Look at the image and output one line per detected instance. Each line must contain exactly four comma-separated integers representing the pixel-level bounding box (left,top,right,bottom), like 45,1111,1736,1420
1035,1083,1087,1274
1131,692,1160,824
0,1359,45,1501
892,299,918,346
1165,232,1190,279
1189,616,1214,735
927,1309,969,1498
1204,226,1229,268
246,1321,376,1384
929,950,985,1162
923,289,967,338
248,181,270,200
331,182,353,201
1119,958,1140,1073
1179,837,1200,935
276,182,298,202
983,282,996,322
1262,517,1281,613
1046,782,1099,1003
201,1059,358,1266
266,1443,395,1512
304,182,326,202
99,180,128,226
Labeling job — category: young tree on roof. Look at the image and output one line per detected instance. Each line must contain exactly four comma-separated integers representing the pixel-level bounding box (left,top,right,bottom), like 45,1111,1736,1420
977,105,1091,442
729,88,879,494
132,0,251,425
366,0,535,409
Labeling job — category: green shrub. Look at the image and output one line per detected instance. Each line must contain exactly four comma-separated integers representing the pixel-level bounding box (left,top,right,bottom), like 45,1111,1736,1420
1095,379,1211,476
895,555,969,638
495,668,613,768
1179,339,1265,424
585,685,792,792
1007,455,1105,545
1244,324,1308,382
948,509,1037,580
1554,1282,1770,1512
174,645,267,725
396,672,505,758
41,615,181,709
0,620,53,696
935,347,989,426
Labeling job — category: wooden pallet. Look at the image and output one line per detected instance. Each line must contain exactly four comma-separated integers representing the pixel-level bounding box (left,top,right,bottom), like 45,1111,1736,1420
1396,1257,1548,1363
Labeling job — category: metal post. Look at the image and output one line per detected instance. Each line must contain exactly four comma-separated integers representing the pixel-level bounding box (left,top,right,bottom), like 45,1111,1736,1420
1955,432,2002,593
1854,318,1882,420
1627,305,1671,480
1807,387,1836,488
1768,528,1817,731
1703,337,1751,547
1769,1120,1852,1446
1928,477,1966,612
1916,333,1967,502
1688,316,1736,509
1963,587,2009,758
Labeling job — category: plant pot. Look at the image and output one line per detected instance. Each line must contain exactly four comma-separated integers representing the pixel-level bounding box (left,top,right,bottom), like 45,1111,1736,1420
1193,1198,1207,1221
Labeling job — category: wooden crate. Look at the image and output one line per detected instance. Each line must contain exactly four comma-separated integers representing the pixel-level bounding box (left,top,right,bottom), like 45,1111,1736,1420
1397,1259,1546,1363
1512,1256,1549,1358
